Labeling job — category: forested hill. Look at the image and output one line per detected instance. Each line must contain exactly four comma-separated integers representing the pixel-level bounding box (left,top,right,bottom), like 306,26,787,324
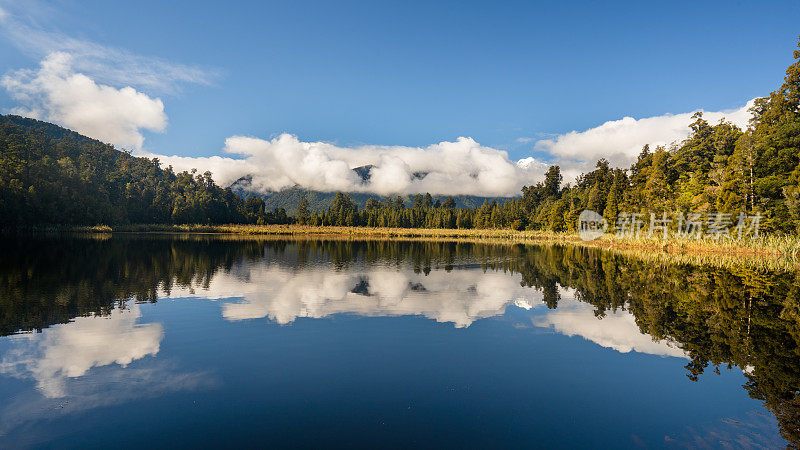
0,115,246,227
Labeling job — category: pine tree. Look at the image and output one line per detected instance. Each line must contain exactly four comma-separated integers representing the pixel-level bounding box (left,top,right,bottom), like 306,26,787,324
297,193,310,224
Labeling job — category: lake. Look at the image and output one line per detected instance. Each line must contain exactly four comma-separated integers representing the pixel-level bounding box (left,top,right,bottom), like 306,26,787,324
0,235,797,448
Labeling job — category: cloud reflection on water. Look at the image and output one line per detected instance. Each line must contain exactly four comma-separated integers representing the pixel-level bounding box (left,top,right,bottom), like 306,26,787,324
161,262,687,359
163,265,540,327
533,293,687,359
0,304,162,398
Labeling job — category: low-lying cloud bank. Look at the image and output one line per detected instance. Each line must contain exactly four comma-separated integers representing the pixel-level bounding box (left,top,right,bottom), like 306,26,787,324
147,102,755,197
146,134,550,197
535,101,754,168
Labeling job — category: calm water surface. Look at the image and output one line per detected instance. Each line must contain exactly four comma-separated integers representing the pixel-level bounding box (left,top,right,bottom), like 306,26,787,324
0,235,797,448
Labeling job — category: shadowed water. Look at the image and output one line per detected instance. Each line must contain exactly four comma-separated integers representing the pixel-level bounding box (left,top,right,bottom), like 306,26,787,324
0,235,797,448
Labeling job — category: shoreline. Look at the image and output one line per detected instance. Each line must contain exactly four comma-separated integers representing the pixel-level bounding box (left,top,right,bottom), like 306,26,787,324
57,223,799,269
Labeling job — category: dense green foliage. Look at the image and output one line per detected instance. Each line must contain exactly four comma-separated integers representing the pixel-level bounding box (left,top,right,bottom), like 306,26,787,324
0,116,253,227
521,38,800,234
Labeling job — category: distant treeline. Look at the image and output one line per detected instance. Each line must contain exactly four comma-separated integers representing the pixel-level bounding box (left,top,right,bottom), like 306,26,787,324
2,38,799,232
232,184,506,217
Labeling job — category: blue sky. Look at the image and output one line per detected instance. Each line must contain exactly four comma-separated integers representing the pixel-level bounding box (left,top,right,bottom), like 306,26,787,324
1,0,799,195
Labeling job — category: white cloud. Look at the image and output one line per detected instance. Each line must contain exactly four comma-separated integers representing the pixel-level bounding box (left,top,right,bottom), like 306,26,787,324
0,304,163,398
534,101,755,168
147,134,547,196
516,156,547,171
2,52,168,150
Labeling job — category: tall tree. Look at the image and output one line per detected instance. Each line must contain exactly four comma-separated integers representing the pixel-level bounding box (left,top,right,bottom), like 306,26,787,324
543,165,562,198
297,193,310,224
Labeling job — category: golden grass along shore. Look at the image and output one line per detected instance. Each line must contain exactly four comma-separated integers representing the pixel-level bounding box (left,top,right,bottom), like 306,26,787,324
74,223,800,268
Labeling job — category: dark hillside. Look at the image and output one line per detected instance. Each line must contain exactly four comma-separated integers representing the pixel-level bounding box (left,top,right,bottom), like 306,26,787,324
0,115,244,227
